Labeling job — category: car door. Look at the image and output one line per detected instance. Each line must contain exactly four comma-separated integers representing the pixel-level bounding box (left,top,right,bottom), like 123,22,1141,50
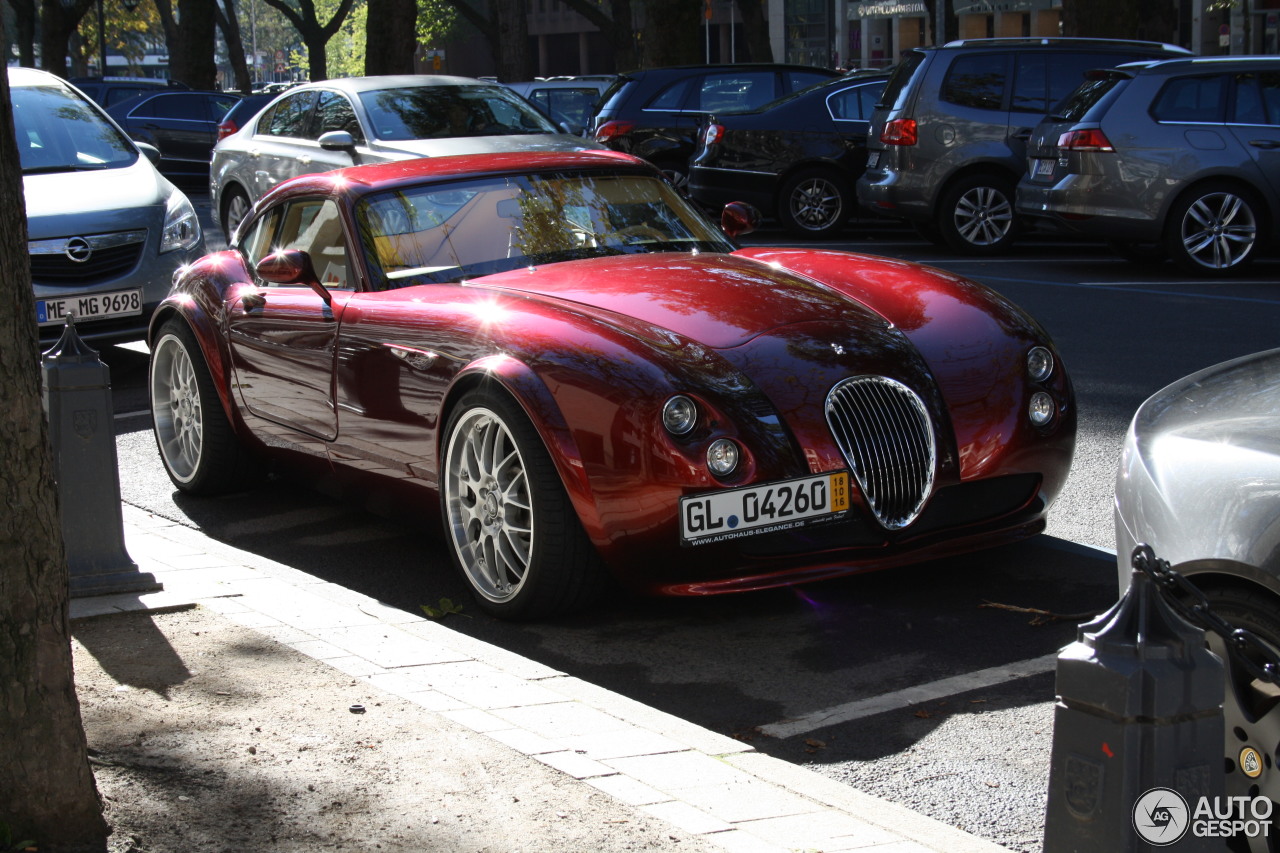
126,93,209,166
1228,69,1280,205
245,89,319,202
227,196,352,440
825,78,888,175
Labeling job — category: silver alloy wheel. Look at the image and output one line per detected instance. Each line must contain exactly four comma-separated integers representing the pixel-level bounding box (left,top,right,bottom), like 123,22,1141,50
1179,191,1258,270
223,190,250,240
444,406,535,604
150,331,204,485
952,185,1014,247
789,176,843,232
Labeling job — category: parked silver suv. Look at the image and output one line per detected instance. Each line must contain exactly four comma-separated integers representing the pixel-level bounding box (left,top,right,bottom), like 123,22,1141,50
857,38,1191,254
1018,56,1280,276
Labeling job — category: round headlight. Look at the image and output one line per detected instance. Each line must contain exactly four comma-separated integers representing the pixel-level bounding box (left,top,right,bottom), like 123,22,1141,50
1028,391,1055,427
706,439,740,476
662,395,697,435
1027,347,1054,382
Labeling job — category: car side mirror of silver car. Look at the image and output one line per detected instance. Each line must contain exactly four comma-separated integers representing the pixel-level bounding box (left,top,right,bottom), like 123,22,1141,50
319,130,356,152
721,202,760,240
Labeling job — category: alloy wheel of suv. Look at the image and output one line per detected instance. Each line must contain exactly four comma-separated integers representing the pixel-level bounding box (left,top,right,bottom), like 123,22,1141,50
1166,182,1264,276
938,174,1018,254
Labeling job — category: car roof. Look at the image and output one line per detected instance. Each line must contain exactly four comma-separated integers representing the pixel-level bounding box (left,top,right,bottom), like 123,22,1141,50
287,75,508,95
934,37,1192,54
1121,55,1280,75
267,149,652,199
8,67,72,89
105,89,237,114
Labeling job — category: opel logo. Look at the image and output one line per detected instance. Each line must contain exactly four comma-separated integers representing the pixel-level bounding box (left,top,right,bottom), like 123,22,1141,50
64,237,92,263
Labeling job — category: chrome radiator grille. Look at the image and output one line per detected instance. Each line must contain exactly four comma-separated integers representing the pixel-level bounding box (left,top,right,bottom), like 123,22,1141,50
825,376,936,529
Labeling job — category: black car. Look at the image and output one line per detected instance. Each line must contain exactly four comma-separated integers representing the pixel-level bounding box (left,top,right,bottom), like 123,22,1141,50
216,93,275,141
689,72,889,237
69,75,190,108
590,64,840,192
106,89,241,181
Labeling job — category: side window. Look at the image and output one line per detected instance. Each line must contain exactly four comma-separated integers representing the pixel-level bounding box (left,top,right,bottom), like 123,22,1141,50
141,95,205,120
211,95,240,121
828,81,887,121
314,90,365,143
1012,54,1049,113
242,207,282,266
276,199,350,289
789,70,832,90
1233,72,1280,125
1151,75,1228,123
697,72,778,111
646,79,693,111
262,91,318,138
940,53,1008,111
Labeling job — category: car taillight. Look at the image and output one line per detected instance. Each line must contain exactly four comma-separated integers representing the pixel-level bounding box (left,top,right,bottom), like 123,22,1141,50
594,120,634,143
1057,129,1114,152
880,118,917,146
703,124,724,146
217,120,237,141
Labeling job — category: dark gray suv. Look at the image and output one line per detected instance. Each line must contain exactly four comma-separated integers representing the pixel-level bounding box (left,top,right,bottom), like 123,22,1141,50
857,38,1192,254
1018,56,1280,276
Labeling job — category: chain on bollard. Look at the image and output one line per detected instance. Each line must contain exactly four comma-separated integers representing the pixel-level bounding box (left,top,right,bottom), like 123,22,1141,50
1132,543,1280,687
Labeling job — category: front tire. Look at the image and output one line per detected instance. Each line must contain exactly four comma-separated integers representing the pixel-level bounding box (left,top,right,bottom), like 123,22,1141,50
1201,584,1280,853
1165,183,1264,276
937,173,1019,254
778,169,851,238
441,386,606,619
150,318,257,495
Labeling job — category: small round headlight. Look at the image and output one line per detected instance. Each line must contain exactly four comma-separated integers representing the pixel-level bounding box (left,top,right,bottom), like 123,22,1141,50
663,395,697,435
706,439,740,476
1028,391,1055,427
1027,347,1054,382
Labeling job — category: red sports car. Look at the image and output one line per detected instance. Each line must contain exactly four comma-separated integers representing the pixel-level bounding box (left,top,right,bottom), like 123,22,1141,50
148,150,1076,619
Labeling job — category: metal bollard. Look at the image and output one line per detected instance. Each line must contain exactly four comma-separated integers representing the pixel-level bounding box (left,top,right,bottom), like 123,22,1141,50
1042,559,1224,852
41,316,161,597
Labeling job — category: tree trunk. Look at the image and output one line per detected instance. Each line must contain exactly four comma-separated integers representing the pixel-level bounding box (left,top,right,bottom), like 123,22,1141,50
216,0,254,92
171,0,219,87
493,0,531,81
365,0,418,75
641,0,701,65
261,0,359,82
6,0,37,67
0,23,110,853
38,0,96,78
1061,0,1139,38
733,0,771,62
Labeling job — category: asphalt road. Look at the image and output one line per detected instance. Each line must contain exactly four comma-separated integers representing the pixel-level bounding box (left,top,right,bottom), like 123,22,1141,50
102,198,1280,852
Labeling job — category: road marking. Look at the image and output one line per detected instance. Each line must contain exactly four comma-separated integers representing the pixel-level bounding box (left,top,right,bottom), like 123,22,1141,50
759,652,1060,740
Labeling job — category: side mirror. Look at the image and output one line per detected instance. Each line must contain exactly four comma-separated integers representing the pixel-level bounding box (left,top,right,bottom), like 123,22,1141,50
721,202,761,240
255,249,332,305
318,130,356,152
135,141,161,166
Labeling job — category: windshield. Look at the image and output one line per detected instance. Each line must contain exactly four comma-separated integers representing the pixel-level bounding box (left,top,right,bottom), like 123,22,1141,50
355,171,736,289
12,83,138,174
357,85,561,141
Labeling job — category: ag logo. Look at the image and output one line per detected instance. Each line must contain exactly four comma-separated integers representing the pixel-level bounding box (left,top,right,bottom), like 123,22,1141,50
1133,787,1190,846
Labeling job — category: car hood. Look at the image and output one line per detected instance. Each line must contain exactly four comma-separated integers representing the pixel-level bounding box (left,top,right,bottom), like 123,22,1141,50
23,161,172,230
367,133,604,159
474,251,893,349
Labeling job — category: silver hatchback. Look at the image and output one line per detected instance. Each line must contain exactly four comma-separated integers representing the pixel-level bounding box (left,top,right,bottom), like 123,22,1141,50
1017,56,1280,276
210,75,602,239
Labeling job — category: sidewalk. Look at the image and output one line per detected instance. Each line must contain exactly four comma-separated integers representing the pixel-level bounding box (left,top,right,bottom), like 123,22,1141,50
70,503,1010,853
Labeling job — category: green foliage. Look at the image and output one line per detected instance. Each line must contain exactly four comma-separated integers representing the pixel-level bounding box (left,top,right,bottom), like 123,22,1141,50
324,0,367,77
421,597,468,619
417,0,461,49
0,820,36,853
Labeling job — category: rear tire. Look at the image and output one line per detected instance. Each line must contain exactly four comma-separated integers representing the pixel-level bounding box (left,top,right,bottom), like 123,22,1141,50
937,173,1019,254
220,186,251,242
1165,182,1264,276
778,169,851,238
150,317,258,495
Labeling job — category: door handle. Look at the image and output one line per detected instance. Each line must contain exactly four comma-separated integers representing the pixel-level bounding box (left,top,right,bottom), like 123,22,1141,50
1249,139,1280,150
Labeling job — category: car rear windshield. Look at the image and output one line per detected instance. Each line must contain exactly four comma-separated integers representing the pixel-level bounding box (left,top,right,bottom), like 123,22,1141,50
876,50,926,112
1052,71,1130,122
12,83,137,174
